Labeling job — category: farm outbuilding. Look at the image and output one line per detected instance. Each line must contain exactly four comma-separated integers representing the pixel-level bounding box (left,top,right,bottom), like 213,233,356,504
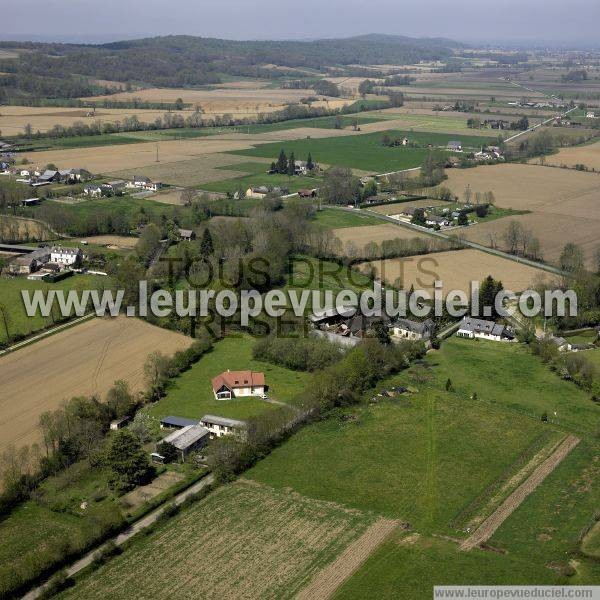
199,414,247,438
161,424,210,460
160,415,200,429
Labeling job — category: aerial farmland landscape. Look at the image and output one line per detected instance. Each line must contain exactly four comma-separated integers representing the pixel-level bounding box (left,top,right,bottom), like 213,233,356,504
0,2,600,599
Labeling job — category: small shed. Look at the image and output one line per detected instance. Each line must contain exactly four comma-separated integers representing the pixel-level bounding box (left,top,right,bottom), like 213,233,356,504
110,416,131,431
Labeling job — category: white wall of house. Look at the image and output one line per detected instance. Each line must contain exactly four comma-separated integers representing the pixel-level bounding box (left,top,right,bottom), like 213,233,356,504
457,329,502,341
50,250,81,265
392,327,422,340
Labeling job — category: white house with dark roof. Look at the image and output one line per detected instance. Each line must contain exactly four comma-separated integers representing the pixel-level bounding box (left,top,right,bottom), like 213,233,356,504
456,317,513,342
447,141,463,152
391,318,435,341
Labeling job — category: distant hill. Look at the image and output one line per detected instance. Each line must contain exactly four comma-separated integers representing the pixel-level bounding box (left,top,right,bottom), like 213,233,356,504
0,34,464,101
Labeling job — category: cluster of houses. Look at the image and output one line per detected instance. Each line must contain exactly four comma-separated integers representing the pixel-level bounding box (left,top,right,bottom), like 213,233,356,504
7,245,83,276
507,100,565,109
84,175,163,197
309,305,437,347
473,146,504,162
149,370,268,461
393,205,454,228
13,168,92,187
268,160,319,177
309,306,518,347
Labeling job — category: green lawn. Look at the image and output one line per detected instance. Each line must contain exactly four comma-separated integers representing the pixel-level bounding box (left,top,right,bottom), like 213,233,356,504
199,161,322,194
146,334,310,422
564,330,598,345
0,462,123,598
247,383,546,534
229,130,497,173
0,274,109,343
313,208,383,229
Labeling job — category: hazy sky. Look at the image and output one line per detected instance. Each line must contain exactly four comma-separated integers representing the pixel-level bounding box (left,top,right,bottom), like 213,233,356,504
0,0,598,46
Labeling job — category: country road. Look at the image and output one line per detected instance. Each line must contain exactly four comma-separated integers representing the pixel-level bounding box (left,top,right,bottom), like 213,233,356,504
23,473,215,600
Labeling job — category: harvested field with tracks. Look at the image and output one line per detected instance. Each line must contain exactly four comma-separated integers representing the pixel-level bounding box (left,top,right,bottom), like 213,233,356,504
362,248,544,292
83,86,350,116
0,317,191,453
60,479,375,600
0,105,172,135
461,212,599,269
21,138,264,175
79,235,139,249
296,518,398,600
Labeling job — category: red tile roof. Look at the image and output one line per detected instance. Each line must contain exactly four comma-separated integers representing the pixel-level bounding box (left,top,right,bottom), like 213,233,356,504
211,370,265,392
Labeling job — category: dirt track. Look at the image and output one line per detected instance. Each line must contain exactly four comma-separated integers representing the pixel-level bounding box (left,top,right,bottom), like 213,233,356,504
295,518,398,600
460,435,580,551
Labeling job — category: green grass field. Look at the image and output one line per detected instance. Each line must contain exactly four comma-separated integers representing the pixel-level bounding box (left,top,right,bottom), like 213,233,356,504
489,439,600,567
283,255,373,309
146,334,310,422
313,208,384,228
199,161,322,194
0,274,109,343
60,480,375,600
0,463,123,598
333,533,560,599
16,114,389,151
247,384,547,534
434,338,600,437
229,130,497,173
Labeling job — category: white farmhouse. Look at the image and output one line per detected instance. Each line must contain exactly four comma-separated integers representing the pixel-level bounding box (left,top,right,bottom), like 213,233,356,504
50,246,83,266
456,317,513,342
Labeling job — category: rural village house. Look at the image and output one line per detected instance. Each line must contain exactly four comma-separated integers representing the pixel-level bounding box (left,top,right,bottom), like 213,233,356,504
447,141,463,152
456,317,513,342
211,370,266,400
390,318,435,341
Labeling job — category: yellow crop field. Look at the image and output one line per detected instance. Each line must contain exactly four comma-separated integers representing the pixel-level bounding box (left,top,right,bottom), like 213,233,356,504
542,139,600,171
444,163,600,268
361,248,545,293
83,85,350,116
333,224,430,254
0,317,192,453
